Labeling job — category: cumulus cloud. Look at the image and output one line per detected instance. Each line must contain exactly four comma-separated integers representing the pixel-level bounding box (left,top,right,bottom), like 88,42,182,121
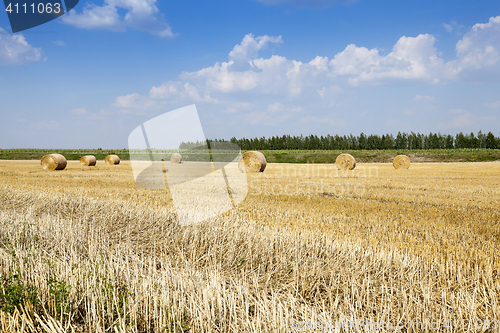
0,28,42,65
113,93,158,110
149,81,214,102
331,34,443,85
180,34,285,92
129,23,500,105
111,16,500,127
228,33,282,68
447,16,500,78
180,34,320,97
62,0,175,37
330,44,379,76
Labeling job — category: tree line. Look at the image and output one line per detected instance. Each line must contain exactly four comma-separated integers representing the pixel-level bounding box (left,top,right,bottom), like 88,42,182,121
183,131,500,151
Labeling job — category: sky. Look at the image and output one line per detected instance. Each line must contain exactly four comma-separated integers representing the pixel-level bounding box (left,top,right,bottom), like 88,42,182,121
1,0,500,149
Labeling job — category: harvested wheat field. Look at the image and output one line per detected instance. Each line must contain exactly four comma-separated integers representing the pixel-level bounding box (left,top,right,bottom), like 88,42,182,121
1,159,500,332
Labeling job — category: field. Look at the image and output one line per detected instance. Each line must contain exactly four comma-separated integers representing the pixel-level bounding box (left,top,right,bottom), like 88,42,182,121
262,148,500,163
1,159,500,332
2,148,500,163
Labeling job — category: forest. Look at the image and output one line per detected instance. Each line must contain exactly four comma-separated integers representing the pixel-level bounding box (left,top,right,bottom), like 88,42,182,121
179,131,500,151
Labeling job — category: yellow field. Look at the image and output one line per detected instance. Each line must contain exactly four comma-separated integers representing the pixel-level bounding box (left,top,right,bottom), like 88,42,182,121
1,160,500,332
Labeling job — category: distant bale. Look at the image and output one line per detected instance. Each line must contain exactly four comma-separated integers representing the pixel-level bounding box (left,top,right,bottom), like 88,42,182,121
105,155,120,165
335,153,356,170
393,155,411,169
238,151,267,173
41,154,67,171
80,155,97,166
170,153,182,164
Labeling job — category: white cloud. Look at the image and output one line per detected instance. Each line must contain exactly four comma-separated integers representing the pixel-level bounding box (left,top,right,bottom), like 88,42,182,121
113,92,158,109
110,17,500,126
53,40,65,46
62,3,124,31
113,82,214,114
62,0,175,37
149,81,182,99
149,81,214,102
182,61,259,93
228,33,282,69
331,34,443,84
0,28,42,65
447,16,500,77
443,23,454,33
330,44,380,76
174,32,446,100
309,56,329,71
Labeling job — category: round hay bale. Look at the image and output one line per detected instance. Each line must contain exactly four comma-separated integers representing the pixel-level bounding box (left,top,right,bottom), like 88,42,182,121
105,155,120,165
238,151,267,173
393,155,411,169
80,155,97,166
335,153,356,170
41,154,67,171
170,153,182,164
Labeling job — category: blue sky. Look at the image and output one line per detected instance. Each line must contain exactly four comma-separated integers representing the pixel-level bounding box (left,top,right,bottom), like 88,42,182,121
1,0,500,148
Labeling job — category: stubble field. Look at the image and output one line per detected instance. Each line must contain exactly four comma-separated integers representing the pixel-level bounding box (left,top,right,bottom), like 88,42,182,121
1,160,500,332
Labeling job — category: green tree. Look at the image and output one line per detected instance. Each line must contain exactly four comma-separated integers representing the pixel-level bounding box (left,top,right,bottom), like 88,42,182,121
455,132,467,148
477,130,486,148
384,134,395,149
485,132,498,149
395,132,407,149
358,133,367,150
468,132,479,148
445,135,455,149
